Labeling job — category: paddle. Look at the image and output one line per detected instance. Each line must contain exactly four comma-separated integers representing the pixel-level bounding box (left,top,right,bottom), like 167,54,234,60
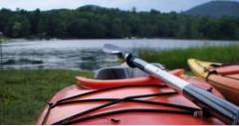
103,44,239,125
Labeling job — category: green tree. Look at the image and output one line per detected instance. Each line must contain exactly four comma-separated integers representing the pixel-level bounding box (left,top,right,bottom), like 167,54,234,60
29,9,41,35
0,6,238,40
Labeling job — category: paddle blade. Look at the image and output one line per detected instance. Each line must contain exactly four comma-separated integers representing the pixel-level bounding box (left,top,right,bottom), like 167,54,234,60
103,44,123,55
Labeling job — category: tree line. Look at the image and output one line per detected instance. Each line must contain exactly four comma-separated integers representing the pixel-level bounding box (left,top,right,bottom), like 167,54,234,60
0,5,239,40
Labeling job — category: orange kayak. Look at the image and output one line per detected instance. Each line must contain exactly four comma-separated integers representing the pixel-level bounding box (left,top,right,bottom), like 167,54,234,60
36,66,224,125
75,69,184,89
188,59,239,106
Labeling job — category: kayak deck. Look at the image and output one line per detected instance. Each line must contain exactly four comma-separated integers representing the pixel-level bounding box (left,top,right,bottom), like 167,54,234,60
36,75,224,125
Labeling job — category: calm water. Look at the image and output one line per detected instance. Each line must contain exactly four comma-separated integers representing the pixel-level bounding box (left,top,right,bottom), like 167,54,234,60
1,39,238,70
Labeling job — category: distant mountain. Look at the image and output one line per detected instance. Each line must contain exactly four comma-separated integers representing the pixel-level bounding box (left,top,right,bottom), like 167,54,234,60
184,1,239,18
77,5,104,11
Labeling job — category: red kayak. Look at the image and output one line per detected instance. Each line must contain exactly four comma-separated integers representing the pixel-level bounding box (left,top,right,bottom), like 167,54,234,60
75,69,184,89
36,66,224,125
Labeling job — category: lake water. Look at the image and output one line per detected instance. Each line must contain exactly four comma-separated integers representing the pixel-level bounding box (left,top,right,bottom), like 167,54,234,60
0,39,238,70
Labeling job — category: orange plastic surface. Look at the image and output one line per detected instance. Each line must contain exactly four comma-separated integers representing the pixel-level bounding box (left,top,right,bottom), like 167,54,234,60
207,65,239,105
75,69,184,89
212,65,239,75
36,71,224,125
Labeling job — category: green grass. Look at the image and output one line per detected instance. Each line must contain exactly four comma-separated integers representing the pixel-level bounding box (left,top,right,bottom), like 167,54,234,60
139,45,239,70
0,69,93,124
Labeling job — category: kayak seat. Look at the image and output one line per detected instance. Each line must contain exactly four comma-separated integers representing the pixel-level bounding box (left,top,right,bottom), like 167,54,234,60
95,66,148,80
95,63,165,80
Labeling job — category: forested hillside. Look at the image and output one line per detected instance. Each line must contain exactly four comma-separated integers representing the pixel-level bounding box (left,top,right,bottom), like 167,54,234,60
0,5,239,40
185,1,239,18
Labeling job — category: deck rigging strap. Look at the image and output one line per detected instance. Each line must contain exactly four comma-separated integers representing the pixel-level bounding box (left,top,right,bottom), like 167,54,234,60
40,85,201,125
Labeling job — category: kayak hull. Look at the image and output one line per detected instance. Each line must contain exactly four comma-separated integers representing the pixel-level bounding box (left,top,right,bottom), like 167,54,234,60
36,69,224,125
188,58,239,105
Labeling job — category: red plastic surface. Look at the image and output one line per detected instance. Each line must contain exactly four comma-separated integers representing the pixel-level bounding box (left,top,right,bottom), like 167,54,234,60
212,65,239,75
76,69,184,89
36,70,224,125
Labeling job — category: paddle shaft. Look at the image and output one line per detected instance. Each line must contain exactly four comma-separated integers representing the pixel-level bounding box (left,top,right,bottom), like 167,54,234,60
127,56,239,124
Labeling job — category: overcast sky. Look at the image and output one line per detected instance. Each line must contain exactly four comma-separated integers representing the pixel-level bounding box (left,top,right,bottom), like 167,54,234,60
0,0,238,12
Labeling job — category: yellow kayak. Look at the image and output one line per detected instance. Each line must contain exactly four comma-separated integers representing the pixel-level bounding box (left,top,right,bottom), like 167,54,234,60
187,59,222,78
188,58,239,106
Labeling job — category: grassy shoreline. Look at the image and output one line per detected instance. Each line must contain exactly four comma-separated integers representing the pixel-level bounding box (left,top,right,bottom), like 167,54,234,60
139,45,239,70
0,70,93,124
1,45,239,124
